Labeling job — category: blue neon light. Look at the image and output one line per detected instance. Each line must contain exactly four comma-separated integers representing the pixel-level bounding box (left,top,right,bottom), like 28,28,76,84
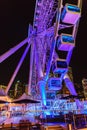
39,81,46,106
46,92,56,99
62,35,74,43
67,5,80,12
54,69,67,74
61,7,66,21
48,78,62,90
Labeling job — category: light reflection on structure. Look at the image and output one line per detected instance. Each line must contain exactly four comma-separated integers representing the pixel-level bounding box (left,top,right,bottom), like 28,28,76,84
0,0,83,115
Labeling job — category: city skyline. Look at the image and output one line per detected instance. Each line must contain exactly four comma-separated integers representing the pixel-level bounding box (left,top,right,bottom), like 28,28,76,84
0,0,87,86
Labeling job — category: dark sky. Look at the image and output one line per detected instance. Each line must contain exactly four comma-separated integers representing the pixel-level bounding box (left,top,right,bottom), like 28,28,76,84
0,0,87,86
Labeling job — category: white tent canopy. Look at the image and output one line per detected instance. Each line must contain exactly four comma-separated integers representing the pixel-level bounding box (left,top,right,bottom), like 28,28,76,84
12,93,40,104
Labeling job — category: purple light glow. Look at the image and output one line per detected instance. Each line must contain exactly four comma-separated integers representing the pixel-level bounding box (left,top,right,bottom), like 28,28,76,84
62,12,80,24
5,43,31,94
38,80,46,106
0,38,29,63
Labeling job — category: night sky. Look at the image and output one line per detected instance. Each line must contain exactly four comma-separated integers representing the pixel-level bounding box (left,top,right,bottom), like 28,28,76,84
0,0,87,86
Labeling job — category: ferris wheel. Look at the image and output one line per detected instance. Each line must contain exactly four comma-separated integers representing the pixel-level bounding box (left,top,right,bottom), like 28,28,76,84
0,0,82,107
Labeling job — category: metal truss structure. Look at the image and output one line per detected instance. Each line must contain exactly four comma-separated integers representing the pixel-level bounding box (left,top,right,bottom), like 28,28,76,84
0,0,82,108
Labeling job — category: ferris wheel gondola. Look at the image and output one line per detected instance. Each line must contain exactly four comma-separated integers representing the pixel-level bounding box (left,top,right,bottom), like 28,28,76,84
0,0,82,108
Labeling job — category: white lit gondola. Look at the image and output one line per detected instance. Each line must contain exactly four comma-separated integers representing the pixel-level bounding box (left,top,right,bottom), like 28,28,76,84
61,4,81,24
